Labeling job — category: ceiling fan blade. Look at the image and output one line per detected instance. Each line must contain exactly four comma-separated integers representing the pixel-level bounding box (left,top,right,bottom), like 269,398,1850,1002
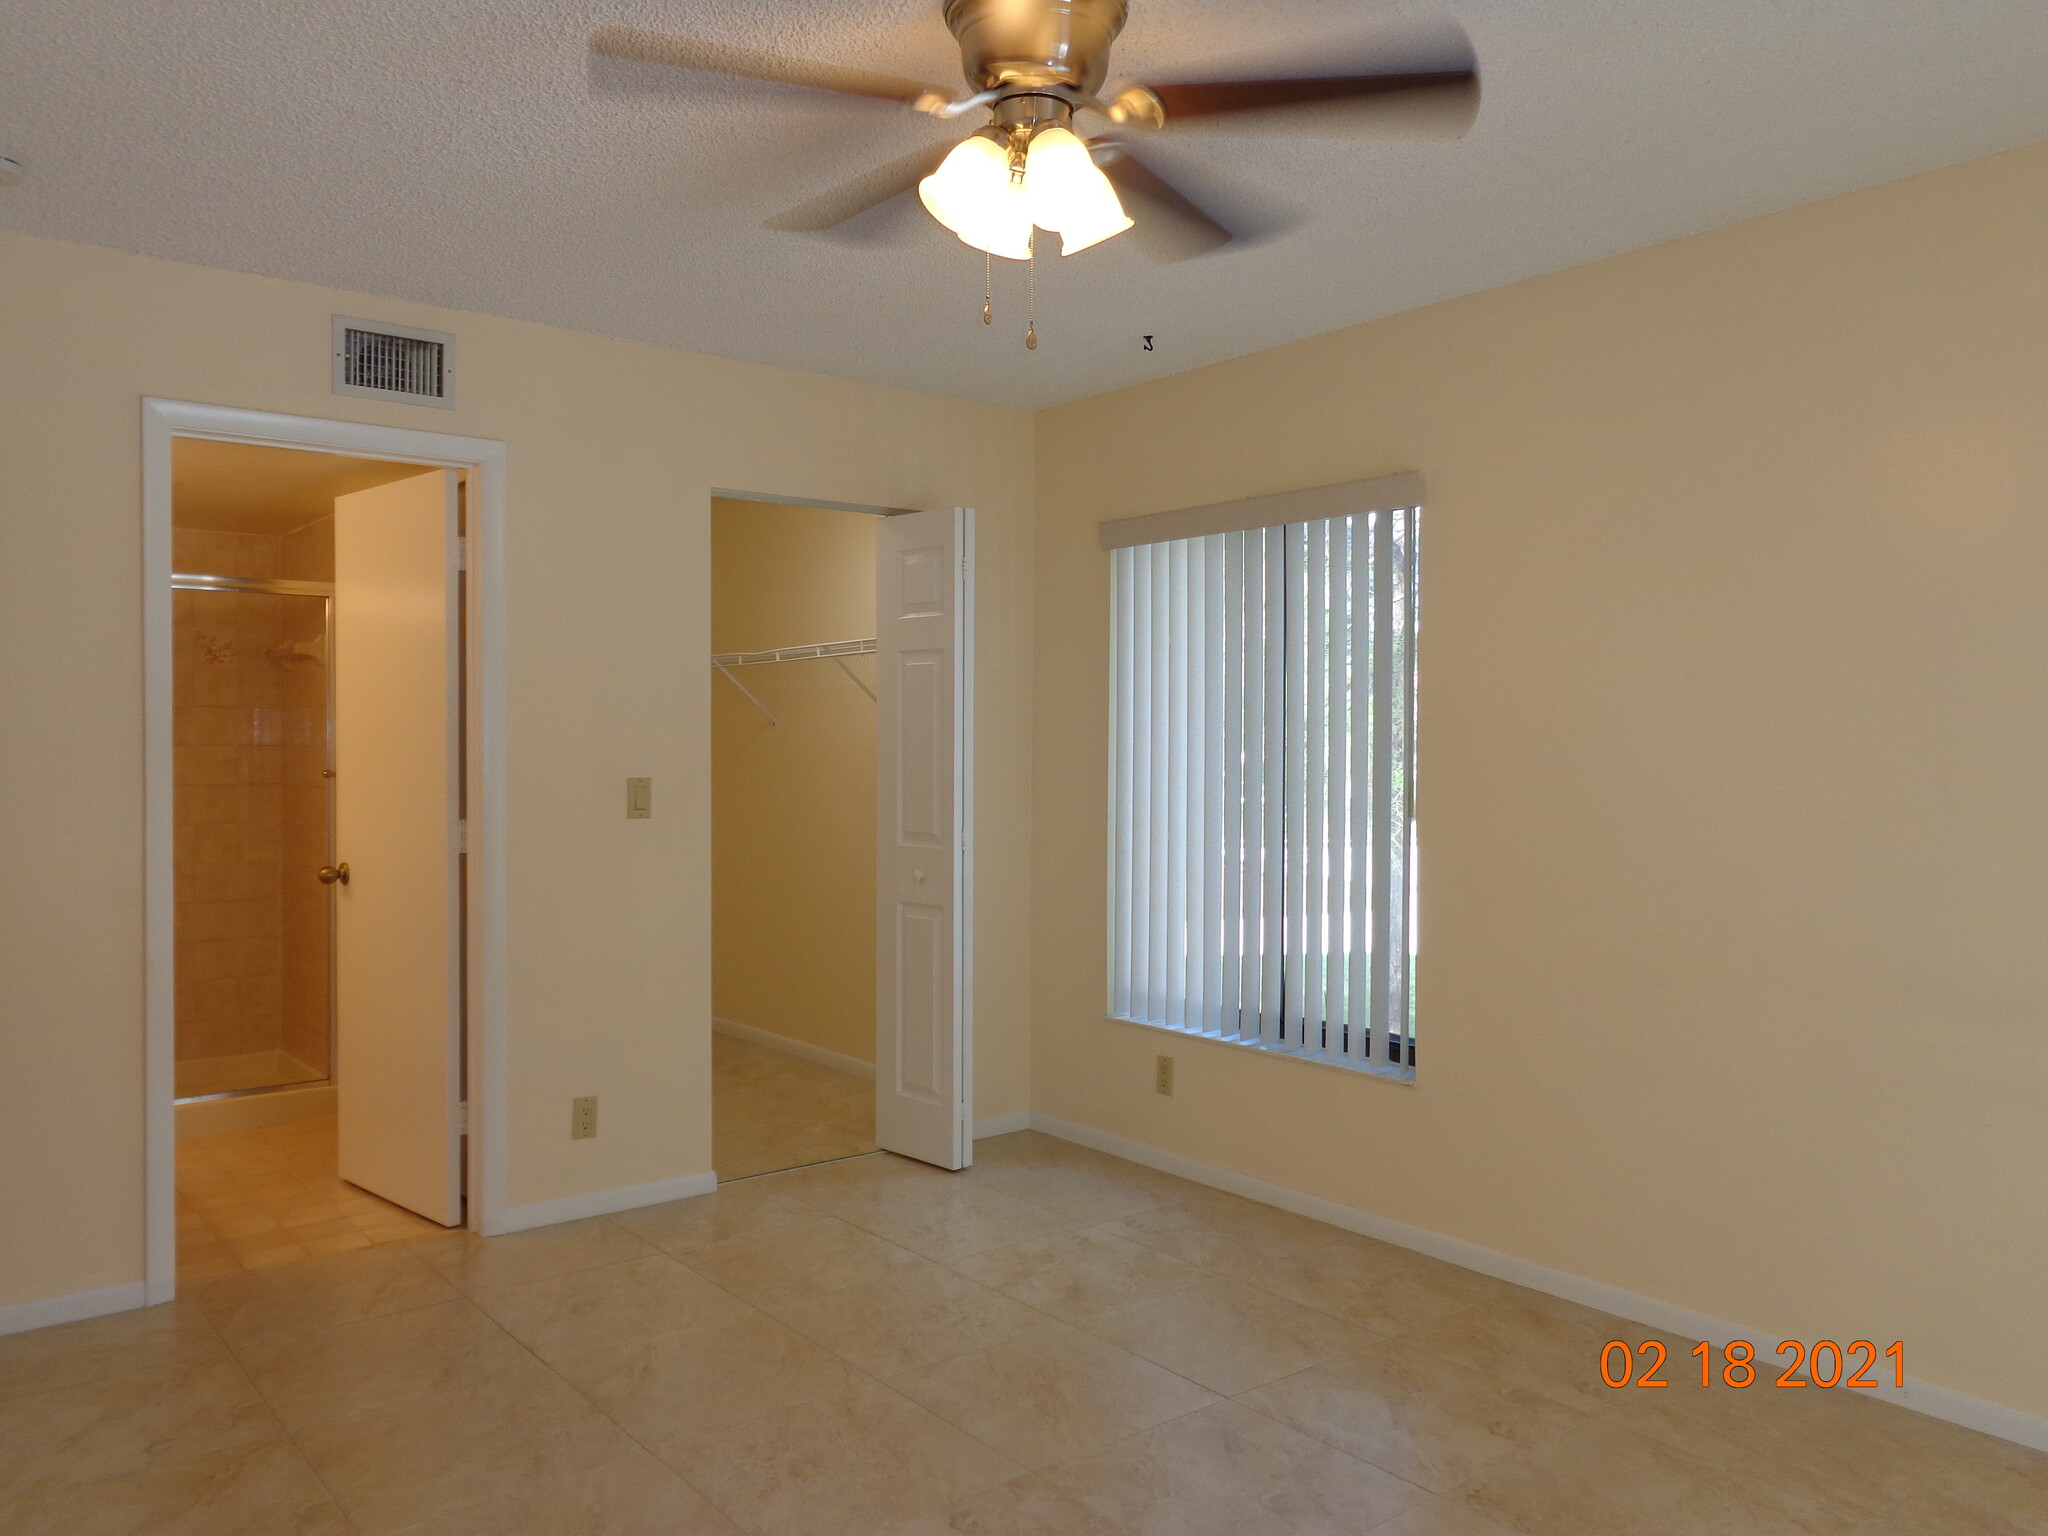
1126,70,1478,139
763,143,953,233
1095,147,1232,263
1111,21,1480,141
590,26,953,109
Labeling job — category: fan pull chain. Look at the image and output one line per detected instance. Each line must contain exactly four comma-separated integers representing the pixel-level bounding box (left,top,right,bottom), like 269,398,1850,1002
982,250,992,325
1025,233,1038,350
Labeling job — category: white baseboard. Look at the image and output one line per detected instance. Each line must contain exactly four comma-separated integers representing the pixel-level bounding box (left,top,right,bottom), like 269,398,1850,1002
713,1017,875,1081
973,1111,1031,1139
1029,1112,2048,1456
488,1171,719,1236
0,1281,149,1338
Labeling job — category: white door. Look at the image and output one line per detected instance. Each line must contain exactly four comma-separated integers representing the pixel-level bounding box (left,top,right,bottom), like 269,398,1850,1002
875,507,973,1169
333,469,465,1225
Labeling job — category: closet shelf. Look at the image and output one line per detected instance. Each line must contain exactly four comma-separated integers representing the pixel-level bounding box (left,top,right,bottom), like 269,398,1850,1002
711,637,875,667
712,637,878,725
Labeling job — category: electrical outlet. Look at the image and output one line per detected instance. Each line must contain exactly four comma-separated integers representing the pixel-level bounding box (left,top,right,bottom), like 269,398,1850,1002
1155,1055,1175,1096
625,778,652,819
571,1095,599,1139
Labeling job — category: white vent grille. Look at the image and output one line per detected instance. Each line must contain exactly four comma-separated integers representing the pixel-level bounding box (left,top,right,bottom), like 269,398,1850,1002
332,316,455,408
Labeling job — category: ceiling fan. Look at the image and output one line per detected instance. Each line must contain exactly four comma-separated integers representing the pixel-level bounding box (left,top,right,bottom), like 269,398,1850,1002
593,1,1480,267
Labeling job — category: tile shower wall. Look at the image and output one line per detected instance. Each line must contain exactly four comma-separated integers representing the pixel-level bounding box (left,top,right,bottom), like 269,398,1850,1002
173,525,332,1094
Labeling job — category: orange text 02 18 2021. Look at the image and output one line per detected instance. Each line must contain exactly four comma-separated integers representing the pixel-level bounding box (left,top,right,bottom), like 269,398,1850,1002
1600,1339,1904,1389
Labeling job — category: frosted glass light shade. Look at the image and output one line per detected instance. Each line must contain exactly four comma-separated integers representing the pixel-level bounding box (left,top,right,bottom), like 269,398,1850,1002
1022,126,1133,255
919,134,1033,261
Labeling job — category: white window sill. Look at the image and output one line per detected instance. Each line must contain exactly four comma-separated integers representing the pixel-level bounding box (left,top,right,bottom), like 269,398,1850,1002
1102,1015,1416,1085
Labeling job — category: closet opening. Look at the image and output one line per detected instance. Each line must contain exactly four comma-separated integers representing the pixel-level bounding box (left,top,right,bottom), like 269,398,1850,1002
710,491,977,1177
711,496,884,1178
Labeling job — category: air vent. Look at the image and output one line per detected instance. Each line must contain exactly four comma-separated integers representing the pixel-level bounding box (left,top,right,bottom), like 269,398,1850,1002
331,316,456,408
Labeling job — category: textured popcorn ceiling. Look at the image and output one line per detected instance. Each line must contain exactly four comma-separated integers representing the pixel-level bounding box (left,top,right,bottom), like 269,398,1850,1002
3,0,2045,407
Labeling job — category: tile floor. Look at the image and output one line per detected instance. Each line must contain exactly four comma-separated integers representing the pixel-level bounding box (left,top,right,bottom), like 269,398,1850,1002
713,1032,877,1179
177,1116,446,1284
6,1131,2042,1534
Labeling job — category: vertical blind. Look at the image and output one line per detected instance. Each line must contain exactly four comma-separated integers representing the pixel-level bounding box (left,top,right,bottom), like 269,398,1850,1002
1110,504,1419,1073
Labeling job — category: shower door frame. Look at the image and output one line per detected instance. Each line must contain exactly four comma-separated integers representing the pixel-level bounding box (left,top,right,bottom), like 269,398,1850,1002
142,399,511,1303
167,575,337,1106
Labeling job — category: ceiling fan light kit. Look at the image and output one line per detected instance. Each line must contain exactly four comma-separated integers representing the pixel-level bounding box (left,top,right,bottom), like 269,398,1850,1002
593,0,1478,346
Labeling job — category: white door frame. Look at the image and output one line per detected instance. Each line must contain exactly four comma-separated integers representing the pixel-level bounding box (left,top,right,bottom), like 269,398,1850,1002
141,399,509,1300
707,490,975,1163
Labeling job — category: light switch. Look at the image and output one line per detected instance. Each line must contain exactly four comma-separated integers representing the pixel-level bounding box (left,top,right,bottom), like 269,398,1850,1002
625,777,652,819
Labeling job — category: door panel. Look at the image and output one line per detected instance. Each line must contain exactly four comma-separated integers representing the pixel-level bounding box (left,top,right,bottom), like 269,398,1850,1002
333,469,464,1225
875,508,971,1168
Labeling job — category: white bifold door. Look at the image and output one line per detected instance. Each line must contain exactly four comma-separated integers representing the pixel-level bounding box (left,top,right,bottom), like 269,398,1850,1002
332,469,465,1226
874,507,973,1169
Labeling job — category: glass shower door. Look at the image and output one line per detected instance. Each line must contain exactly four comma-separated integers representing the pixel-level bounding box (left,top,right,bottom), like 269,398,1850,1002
171,578,335,1100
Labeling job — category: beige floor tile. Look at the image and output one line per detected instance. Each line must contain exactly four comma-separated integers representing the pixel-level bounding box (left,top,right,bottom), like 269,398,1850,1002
1099,1188,1353,1277
611,1180,825,1254
550,1307,858,1454
1612,1377,2048,1535
1235,1231,1524,1336
1079,1277,1379,1395
761,1256,1046,1378
0,1298,226,1404
470,1252,758,1361
1038,1398,1428,1536
679,1215,927,1307
888,1316,1218,1470
967,1149,1191,1225
1402,1292,1638,1414
713,1035,877,1178
1238,1337,1592,1494
871,1472,1136,1535
1453,1418,1868,1536
385,1444,743,1535
233,1296,540,1431
413,1215,654,1293
196,1242,457,1346
0,1355,283,1503
0,1438,350,1536
1369,1496,1527,1536
767,1151,962,1205
824,1181,1081,1264
947,1224,1211,1322
291,1356,638,1535
666,1376,1024,1536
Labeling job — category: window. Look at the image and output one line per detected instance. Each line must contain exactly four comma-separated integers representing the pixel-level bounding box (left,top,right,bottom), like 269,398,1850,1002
1106,478,1420,1076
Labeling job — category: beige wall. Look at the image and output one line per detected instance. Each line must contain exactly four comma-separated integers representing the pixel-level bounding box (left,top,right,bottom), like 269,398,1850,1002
711,498,879,1063
1032,141,2048,1420
0,229,1033,1309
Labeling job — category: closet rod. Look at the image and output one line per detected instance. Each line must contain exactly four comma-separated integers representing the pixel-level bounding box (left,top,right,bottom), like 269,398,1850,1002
711,637,875,667
711,636,878,724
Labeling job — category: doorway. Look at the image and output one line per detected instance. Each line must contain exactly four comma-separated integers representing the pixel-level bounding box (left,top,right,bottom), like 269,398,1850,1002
711,497,883,1178
142,400,508,1301
710,493,975,1179
167,441,463,1281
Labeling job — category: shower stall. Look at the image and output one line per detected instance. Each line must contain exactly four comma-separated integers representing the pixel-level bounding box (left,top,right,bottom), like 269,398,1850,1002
172,571,336,1101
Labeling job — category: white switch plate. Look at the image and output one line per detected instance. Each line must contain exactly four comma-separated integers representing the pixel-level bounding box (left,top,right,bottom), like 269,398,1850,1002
625,778,652,819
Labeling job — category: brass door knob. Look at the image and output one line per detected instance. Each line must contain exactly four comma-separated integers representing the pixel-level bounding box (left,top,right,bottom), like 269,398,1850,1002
317,863,350,886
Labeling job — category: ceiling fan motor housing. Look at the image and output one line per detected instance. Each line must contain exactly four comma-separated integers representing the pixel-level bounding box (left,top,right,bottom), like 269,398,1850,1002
943,0,1128,96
